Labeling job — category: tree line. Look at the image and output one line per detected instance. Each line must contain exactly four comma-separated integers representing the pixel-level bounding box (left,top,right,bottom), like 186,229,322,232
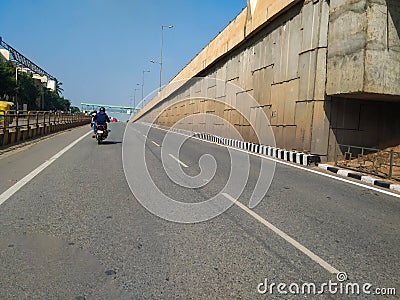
0,58,79,112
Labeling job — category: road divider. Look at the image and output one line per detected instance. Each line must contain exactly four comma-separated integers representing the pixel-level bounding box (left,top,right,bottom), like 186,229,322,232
138,122,400,199
143,123,320,166
318,164,400,193
0,111,91,148
192,132,320,167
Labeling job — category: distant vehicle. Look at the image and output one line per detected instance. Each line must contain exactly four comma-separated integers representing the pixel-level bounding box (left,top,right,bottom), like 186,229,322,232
111,117,117,122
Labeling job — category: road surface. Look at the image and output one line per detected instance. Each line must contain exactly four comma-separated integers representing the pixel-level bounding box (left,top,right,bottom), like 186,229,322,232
0,122,399,299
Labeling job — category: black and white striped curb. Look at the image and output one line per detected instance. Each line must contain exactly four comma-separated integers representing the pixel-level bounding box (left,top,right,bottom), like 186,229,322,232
192,132,320,166
141,124,320,166
139,123,400,191
318,164,400,192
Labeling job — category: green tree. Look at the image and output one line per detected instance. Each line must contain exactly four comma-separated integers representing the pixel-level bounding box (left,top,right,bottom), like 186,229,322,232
58,97,71,111
43,88,58,110
17,72,40,110
43,88,71,111
70,106,80,113
0,58,72,112
55,80,63,96
0,59,16,101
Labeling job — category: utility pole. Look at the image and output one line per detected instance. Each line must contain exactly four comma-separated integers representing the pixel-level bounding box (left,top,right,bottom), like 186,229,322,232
134,85,140,114
141,70,150,109
159,25,173,91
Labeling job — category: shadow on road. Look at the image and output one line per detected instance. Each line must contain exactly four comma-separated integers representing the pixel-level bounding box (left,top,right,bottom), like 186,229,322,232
99,141,122,145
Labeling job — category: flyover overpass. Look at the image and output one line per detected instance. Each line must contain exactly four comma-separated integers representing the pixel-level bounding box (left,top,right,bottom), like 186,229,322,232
133,0,400,162
80,102,139,115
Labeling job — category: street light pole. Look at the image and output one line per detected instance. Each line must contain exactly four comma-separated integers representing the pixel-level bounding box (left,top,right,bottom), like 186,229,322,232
15,67,18,110
141,70,150,108
134,85,140,114
159,25,173,91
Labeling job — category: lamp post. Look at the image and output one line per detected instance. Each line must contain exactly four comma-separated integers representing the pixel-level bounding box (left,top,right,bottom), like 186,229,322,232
141,70,150,108
158,25,173,91
15,67,19,110
134,84,140,114
149,59,161,91
15,66,24,110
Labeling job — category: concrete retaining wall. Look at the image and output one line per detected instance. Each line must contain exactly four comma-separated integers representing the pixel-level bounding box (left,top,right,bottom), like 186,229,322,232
133,0,400,161
327,0,400,99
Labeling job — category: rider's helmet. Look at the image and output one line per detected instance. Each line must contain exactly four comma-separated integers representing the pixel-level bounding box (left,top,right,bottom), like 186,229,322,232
99,107,105,112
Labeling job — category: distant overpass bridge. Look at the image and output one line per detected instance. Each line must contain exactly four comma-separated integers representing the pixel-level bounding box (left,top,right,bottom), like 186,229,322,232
80,103,140,115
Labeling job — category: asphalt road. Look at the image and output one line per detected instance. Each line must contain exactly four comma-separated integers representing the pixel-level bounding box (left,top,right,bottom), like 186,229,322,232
0,122,399,299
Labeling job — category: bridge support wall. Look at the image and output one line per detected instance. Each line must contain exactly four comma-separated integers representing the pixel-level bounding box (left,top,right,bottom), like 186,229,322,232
134,0,400,161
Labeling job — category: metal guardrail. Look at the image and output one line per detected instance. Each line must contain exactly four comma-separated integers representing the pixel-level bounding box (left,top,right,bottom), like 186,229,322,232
0,110,91,133
335,144,400,181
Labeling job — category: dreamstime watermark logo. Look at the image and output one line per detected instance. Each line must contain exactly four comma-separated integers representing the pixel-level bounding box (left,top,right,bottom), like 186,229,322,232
122,77,276,223
257,272,396,296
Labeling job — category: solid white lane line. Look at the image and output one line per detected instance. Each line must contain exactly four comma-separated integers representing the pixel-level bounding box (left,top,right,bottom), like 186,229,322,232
169,154,189,168
141,123,400,199
152,141,160,147
0,131,92,207
222,192,340,274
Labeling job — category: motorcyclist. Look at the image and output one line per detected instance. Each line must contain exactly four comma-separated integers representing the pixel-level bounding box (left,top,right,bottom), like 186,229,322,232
92,107,110,138
90,111,97,128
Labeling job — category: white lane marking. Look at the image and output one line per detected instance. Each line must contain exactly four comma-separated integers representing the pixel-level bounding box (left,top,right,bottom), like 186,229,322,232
139,123,400,199
222,192,340,274
0,131,92,207
142,134,147,138
169,154,189,168
152,141,160,147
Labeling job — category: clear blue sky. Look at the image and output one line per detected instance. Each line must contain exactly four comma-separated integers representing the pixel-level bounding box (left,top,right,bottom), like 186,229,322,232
0,0,246,108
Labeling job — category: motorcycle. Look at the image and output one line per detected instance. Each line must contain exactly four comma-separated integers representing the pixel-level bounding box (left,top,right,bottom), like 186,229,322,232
95,124,108,144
